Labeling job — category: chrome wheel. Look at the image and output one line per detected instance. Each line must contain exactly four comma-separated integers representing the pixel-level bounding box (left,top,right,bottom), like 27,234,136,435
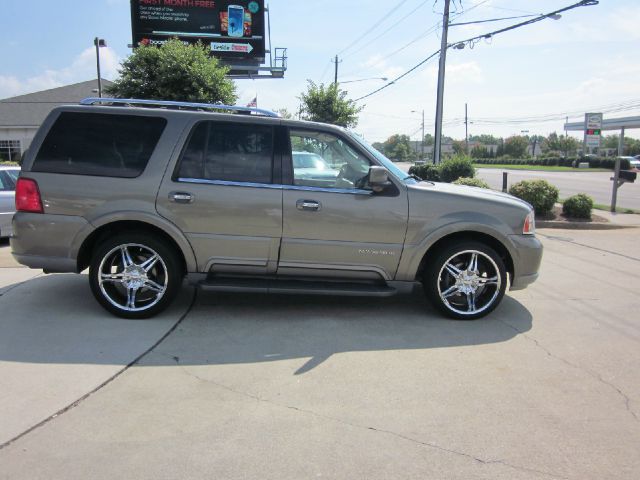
98,243,168,313
437,249,502,317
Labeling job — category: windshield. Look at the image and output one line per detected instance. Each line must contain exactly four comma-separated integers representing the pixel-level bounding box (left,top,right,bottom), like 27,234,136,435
347,131,417,184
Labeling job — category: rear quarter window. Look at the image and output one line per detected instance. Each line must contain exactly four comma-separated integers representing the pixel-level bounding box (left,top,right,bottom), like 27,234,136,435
32,112,167,178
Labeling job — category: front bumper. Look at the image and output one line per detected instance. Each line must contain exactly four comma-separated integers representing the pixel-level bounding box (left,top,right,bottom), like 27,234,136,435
508,234,543,291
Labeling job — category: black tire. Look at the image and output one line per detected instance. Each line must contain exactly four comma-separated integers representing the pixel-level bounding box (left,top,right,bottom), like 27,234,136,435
423,240,507,320
89,232,183,319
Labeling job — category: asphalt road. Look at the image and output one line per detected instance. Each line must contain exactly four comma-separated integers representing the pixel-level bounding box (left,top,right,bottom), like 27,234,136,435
0,231,639,479
396,163,640,210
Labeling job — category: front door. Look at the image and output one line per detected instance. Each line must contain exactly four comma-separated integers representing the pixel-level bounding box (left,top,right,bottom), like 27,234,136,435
278,128,408,281
156,120,282,274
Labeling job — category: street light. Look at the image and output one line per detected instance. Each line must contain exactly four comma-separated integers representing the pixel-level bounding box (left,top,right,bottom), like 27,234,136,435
412,109,425,161
94,37,107,98
339,77,388,84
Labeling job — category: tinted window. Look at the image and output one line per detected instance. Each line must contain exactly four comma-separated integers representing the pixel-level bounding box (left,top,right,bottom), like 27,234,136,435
177,122,273,184
33,112,166,178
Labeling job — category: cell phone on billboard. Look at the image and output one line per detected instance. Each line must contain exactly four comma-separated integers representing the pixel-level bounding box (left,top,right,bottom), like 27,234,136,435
227,5,245,37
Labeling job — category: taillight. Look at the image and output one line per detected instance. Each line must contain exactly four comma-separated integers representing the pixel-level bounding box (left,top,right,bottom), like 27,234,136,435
523,211,535,235
15,178,44,213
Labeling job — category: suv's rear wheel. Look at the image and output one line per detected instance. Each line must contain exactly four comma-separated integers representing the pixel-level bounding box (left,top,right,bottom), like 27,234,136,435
424,241,507,320
89,233,182,319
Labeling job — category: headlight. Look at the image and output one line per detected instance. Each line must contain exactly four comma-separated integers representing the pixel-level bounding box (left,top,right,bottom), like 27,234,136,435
522,211,535,235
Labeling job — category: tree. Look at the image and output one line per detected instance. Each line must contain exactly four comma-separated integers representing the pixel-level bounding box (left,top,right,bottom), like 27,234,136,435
382,134,415,162
275,108,293,119
106,39,237,104
469,134,501,145
423,133,435,146
503,136,529,158
299,81,363,128
544,132,579,156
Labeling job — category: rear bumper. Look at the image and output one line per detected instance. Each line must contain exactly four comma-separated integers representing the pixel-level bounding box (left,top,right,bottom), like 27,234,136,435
508,234,543,291
10,212,90,272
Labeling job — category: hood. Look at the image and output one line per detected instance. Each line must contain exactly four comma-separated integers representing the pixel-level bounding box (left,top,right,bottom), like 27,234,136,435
408,181,533,211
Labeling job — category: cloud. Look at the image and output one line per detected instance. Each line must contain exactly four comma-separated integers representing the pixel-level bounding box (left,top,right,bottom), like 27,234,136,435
0,47,120,99
424,61,483,85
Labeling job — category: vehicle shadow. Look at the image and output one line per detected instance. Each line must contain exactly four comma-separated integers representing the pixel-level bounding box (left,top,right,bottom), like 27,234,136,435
0,274,532,374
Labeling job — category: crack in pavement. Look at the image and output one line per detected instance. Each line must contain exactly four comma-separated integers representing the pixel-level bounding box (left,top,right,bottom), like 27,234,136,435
170,357,568,480
0,273,44,298
539,233,640,263
498,318,639,423
0,289,198,451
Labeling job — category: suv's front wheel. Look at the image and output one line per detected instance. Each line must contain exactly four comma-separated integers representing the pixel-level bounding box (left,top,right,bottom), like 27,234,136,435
89,232,182,319
424,241,507,320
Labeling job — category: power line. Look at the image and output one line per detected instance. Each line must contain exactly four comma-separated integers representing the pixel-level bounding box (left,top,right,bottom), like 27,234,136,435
338,0,411,56
342,0,431,60
354,0,598,102
339,0,490,79
449,14,538,27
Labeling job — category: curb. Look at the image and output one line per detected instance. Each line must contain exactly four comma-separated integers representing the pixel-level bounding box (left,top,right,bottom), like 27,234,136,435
536,220,639,230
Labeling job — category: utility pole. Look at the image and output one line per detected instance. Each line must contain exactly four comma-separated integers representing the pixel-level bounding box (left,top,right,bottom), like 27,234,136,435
333,55,341,85
565,115,569,159
433,0,451,164
465,103,469,155
94,37,107,98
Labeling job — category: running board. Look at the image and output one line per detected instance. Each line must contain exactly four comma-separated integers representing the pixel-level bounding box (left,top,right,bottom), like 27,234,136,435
197,277,399,297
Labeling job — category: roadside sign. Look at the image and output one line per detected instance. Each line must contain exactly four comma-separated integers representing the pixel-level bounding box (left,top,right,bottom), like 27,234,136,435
584,112,602,149
211,42,254,54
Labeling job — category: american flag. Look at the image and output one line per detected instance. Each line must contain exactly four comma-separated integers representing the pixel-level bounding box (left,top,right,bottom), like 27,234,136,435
246,96,257,108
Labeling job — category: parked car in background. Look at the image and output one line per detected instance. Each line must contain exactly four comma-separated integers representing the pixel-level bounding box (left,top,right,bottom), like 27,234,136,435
630,155,640,170
0,166,20,239
292,151,340,187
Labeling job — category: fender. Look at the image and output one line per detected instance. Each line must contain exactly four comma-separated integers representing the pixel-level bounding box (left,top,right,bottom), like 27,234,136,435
396,215,517,281
70,210,198,273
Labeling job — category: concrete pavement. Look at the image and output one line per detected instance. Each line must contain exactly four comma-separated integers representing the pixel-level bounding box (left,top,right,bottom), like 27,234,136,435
0,231,639,479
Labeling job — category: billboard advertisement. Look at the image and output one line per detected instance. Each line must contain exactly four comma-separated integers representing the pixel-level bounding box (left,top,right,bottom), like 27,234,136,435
130,0,266,61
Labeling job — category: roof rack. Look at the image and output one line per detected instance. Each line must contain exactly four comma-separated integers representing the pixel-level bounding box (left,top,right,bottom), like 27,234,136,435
79,97,280,118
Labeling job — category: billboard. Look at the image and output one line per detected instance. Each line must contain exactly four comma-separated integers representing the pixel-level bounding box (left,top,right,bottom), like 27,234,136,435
131,0,266,61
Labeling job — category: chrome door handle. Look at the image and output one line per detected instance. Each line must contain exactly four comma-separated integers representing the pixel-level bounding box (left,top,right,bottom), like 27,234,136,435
296,199,321,211
169,192,194,204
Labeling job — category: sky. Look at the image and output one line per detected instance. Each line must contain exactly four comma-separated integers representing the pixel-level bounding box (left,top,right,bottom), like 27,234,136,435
1,0,638,143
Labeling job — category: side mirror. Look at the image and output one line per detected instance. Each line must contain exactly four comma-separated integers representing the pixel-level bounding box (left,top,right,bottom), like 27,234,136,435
368,166,391,193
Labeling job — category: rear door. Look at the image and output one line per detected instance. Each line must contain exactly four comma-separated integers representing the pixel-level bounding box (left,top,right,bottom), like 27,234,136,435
156,120,283,274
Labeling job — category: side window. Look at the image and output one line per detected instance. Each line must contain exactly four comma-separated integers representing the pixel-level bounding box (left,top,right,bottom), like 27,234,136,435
177,122,273,184
290,130,372,189
32,112,166,178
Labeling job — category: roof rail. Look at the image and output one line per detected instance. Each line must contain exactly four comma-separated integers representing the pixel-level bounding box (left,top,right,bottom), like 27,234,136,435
79,97,280,118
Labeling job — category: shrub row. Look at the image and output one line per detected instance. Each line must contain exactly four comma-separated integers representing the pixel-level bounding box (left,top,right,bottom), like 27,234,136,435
473,156,630,170
408,155,475,183
452,177,490,189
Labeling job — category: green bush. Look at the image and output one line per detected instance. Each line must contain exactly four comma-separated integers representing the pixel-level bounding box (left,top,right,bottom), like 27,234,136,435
438,155,475,183
562,193,593,219
453,177,490,189
408,163,440,181
508,179,559,215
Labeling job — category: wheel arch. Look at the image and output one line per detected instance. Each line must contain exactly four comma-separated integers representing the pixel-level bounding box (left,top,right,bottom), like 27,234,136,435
414,231,514,283
76,218,196,274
